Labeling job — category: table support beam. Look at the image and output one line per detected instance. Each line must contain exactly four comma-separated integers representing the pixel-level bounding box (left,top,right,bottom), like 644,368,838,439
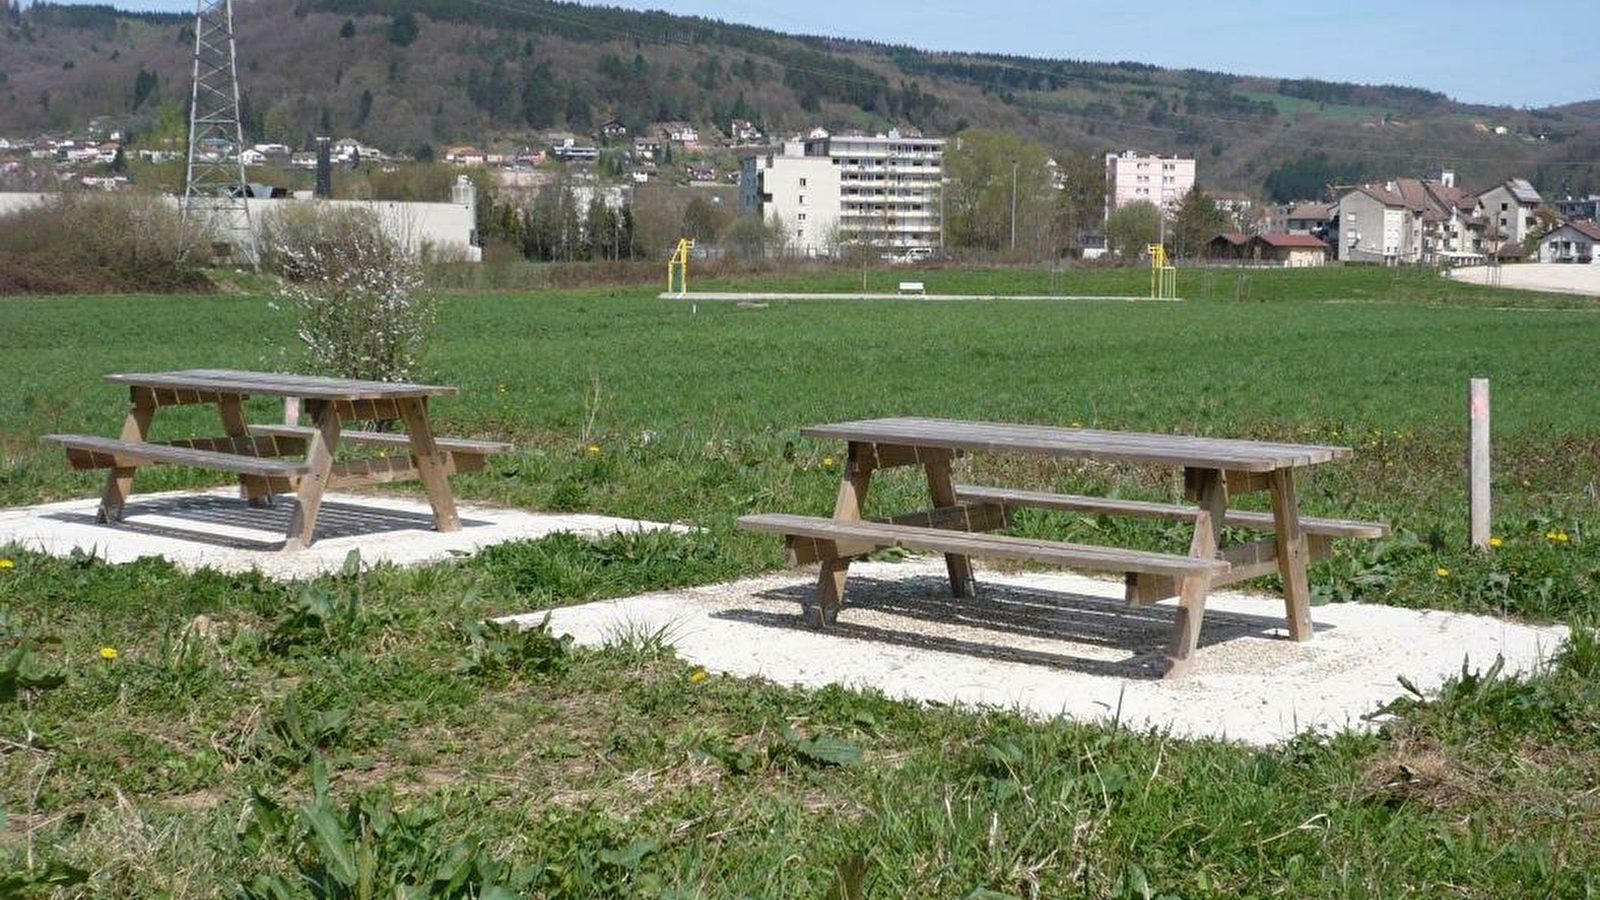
98,393,155,522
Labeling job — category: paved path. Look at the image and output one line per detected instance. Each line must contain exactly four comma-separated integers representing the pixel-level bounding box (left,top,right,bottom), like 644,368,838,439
1450,263,1600,296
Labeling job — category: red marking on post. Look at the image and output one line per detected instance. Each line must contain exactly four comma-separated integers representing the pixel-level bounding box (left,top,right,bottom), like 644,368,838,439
1470,394,1489,419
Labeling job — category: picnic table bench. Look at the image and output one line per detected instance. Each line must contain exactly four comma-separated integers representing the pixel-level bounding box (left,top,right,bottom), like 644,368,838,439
897,281,926,296
43,369,511,550
739,417,1388,677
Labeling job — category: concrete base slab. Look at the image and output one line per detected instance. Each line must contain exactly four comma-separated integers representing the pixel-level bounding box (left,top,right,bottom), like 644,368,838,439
0,488,688,579
504,559,1566,745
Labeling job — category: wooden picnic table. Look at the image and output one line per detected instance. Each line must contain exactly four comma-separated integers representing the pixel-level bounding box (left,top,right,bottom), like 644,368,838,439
44,369,510,550
741,417,1386,676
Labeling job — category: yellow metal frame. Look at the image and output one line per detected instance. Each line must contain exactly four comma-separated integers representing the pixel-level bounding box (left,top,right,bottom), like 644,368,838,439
667,238,694,295
1148,243,1176,299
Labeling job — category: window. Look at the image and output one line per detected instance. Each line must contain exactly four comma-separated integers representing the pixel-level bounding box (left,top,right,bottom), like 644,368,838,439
798,195,805,205
799,177,807,187
798,213,807,222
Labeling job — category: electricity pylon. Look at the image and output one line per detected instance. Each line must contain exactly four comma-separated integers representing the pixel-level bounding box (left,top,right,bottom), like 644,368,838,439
181,0,255,264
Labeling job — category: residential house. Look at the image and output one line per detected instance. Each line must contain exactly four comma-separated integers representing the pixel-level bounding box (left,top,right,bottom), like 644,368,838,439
729,118,762,143
1251,233,1328,267
444,146,486,166
551,138,599,163
1208,189,1254,230
1475,177,1542,246
238,148,267,167
659,122,699,146
1268,201,1334,236
598,118,628,139
1538,220,1599,264
1335,183,1423,264
631,136,661,161
1336,173,1493,264
1554,195,1600,222
1204,232,1250,260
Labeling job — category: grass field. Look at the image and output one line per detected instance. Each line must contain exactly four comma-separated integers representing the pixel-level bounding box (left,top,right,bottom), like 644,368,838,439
5,265,1600,897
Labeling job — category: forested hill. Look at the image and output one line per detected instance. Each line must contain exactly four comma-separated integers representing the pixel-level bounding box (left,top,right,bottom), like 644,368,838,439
2,0,1597,198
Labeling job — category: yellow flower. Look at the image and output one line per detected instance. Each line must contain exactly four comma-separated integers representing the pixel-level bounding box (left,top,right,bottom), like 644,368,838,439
99,647,118,660
1545,530,1570,543
1435,567,1450,578
1070,421,1082,428
0,558,13,570
822,456,835,468
1488,536,1503,548
689,666,709,683
585,444,601,455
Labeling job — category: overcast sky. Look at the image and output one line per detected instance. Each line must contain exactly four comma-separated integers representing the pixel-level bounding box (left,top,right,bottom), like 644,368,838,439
42,0,1589,108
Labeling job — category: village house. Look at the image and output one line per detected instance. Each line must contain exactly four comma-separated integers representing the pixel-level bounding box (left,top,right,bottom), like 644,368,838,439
631,136,661,161
598,118,628,139
1539,220,1599,264
1476,177,1542,246
445,146,486,166
729,118,762,143
658,122,699,146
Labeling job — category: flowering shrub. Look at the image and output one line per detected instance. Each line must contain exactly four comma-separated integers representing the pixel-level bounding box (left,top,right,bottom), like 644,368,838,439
260,204,435,382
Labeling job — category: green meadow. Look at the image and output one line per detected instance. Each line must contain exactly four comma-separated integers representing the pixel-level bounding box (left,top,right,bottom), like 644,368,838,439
4,265,1600,897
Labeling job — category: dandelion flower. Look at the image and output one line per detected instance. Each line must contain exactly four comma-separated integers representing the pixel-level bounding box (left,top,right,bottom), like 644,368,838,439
585,444,601,455
99,647,118,660
689,666,709,683
822,456,835,468
1488,536,1503,548
1546,530,1569,543
1070,421,1082,428
0,558,13,570
1435,567,1450,578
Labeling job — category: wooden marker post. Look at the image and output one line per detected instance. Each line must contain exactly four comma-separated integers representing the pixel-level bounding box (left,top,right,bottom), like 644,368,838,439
1469,378,1490,549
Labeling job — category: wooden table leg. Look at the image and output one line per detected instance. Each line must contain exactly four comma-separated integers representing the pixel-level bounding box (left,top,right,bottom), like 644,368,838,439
923,451,974,597
809,441,875,627
99,391,156,523
284,400,341,550
218,394,273,508
399,397,461,533
1269,467,1314,642
1163,467,1226,676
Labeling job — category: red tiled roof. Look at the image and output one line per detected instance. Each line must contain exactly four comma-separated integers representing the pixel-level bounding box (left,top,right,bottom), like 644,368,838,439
1209,232,1250,245
1565,219,1600,241
1255,233,1329,248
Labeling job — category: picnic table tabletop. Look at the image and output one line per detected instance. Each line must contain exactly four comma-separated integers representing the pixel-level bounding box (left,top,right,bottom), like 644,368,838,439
104,369,459,401
800,416,1352,472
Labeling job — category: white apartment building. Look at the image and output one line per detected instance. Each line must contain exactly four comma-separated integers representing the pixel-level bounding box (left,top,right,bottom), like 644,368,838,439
741,128,944,255
1105,150,1195,221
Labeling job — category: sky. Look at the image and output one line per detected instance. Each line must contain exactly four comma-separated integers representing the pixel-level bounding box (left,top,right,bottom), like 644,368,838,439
40,0,1591,109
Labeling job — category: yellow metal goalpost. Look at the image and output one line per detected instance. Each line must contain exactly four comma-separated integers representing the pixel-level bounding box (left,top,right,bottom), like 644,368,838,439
1148,243,1176,299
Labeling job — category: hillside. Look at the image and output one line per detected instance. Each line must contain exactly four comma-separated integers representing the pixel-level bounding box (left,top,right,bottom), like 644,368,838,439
2,0,1597,199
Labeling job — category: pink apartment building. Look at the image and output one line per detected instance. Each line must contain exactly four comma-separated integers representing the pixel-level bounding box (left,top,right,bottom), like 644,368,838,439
1105,150,1196,222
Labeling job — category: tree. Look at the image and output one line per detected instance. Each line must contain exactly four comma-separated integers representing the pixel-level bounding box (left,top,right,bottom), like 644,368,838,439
943,128,1053,254
1049,150,1105,257
1105,201,1159,258
339,18,355,40
386,12,418,47
1170,187,1229,259
681,196,725,243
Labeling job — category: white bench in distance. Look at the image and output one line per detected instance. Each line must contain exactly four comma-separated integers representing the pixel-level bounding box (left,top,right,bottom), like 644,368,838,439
898,281,926,296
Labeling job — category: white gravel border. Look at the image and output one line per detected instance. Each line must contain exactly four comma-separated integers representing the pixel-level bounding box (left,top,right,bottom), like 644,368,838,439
505,557,1567,746
0,488,689,579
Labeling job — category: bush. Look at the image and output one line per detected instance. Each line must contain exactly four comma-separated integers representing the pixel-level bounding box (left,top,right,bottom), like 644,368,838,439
259,203,435,383
0,192,209,294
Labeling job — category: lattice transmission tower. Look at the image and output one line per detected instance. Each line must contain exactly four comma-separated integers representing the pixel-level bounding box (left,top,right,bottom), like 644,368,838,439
181,0,254,263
